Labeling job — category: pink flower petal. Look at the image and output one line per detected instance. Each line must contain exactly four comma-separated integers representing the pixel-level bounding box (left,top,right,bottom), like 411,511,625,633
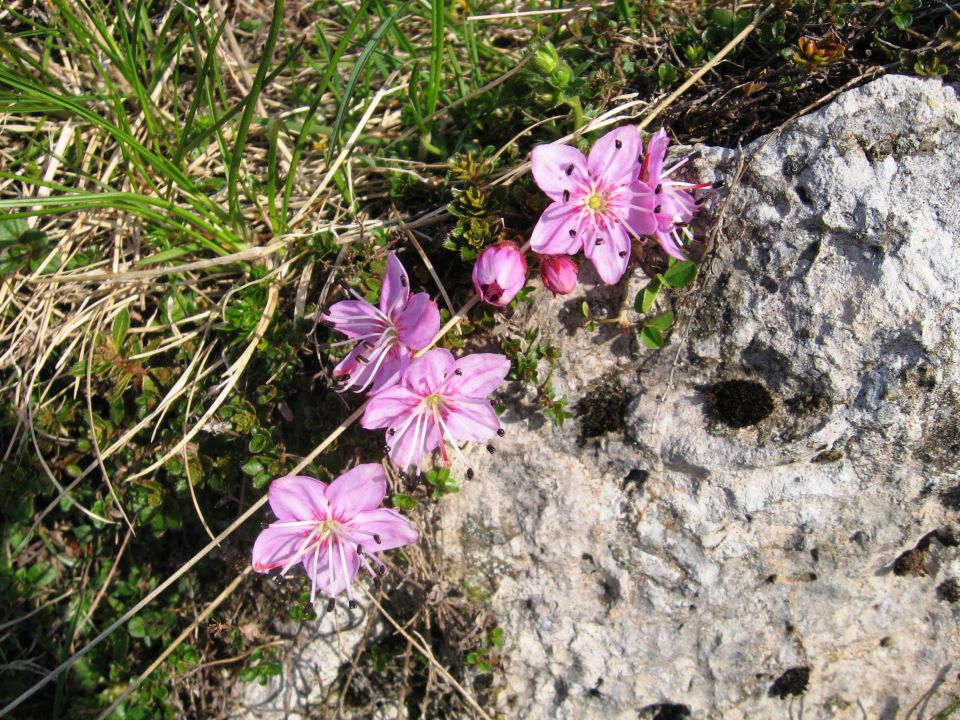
323,300,385,338
350,508,419,551
334,343,408,394
389,414,441,470
402,348,455,396
530,142,589,203
362,386,421,429
583,222,631,284
443,354,511,398
252,524,311,572
655,230,687,260
441,398,500,441
325,463,387,519
395,292,440,349
588,125,642,187
268,475,330,521
530,202,584,255
304,539,360,597
379,252,410,316
642,128,670,183
623,181,657,237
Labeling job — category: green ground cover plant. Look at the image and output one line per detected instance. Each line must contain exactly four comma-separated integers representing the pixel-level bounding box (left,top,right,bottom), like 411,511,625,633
0,0,956,717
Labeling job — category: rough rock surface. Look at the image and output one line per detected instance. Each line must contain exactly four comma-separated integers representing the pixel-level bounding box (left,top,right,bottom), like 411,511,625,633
439,75,960,719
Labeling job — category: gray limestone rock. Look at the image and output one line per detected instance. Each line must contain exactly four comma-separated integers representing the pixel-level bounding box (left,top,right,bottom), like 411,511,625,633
439,75,960,719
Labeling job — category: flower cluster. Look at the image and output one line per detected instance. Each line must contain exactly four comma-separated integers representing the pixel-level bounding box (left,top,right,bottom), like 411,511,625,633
252,252,511,607
468,126,711,303
530,125,711,286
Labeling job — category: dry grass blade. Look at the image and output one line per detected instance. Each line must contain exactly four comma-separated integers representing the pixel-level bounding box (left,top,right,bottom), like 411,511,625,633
362,586,494,720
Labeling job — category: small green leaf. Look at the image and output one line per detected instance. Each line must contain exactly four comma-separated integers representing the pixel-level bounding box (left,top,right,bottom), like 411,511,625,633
661,261,697,288
112,308,130,349
891,11,912,29
392,494,419,510
640,326,664,350
128,616,147,639
636,278,662,314
657,61,678,87
248,433,268,453
490,627,504,648
0,216,28,244
646,311,675,332
241,459,264,476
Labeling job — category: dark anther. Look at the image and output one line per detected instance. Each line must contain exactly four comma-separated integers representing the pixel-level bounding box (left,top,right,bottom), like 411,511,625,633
618,251,627,258
637,154,643,163
486,444,496,454
497,428,506,437
614,139,622,150
712,180,726,189
374,533,382,544
326,597,336,613
654,205,661,214
655,184,662,194
356,355,369,364
595,238,605,246
562,189,570,203
467,468,475,480
363,341,375,349
400,275,408,287
455,368,463,376
349,600,359,610
385,445,391,452
388,428,396,436
688,150,702,161
569,228,577,237
357,544,364,554
565,164,574,176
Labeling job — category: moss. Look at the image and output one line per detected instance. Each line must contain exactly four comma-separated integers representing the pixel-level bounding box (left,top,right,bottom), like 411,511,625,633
577,377,629,441
705,379,774,428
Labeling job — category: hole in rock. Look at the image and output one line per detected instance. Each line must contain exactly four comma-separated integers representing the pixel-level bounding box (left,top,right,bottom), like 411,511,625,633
705,379,774,428
577,377,629,440
641,703,692,720
768,666,811,699
937,579,960,603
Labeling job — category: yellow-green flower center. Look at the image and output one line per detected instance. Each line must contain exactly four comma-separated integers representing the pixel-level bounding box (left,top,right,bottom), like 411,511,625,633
425,394,443,409
586,192,607,213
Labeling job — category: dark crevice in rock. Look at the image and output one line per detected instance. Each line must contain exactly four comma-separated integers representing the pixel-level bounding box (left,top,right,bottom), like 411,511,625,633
768,666,811,699
705,379,775,428
640,702,692,719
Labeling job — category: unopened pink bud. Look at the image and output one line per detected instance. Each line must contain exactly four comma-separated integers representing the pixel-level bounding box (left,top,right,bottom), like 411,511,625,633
472,242,527,307
539,255,578,295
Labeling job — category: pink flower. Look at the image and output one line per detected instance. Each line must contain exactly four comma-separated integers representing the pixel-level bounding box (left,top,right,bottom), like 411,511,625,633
641,128,712,259
361,348,510,475
529,125,657,285
322,252,440,393
539,254,578,295
251,464,418,609
472,242,527,307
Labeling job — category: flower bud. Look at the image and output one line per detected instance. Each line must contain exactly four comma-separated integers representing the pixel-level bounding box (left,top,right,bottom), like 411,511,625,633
532,41,561,75
473,242,527,307
539,255,578,295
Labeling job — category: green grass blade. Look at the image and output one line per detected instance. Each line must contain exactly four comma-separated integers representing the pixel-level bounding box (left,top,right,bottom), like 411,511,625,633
426,0,445,117
226,0,285,231
326,0,410,165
